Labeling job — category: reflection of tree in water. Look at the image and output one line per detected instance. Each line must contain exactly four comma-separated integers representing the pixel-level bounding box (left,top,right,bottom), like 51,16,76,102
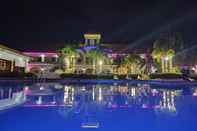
155,89,181,116
58,84,185,117
58,85,100,119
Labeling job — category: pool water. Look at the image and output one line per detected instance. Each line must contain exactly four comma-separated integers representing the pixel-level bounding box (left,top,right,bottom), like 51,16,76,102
0,82,197,131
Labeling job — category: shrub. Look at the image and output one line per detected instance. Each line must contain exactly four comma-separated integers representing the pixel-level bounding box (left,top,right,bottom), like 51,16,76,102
149,73,183,79
60,73,138,80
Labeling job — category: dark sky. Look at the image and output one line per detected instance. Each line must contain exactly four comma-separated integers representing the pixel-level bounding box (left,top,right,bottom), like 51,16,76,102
0,0,197,51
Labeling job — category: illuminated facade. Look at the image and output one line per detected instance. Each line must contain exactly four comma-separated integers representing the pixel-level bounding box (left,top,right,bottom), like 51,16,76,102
0,44,30,73
84,34,101,46
23,52,59,74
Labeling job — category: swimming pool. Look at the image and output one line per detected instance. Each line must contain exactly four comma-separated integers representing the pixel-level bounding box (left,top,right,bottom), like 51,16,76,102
0,81,197,131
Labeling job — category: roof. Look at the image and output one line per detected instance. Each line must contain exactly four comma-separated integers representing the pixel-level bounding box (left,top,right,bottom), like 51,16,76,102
0,44,30,58
84,34,101,39
23,52,58,57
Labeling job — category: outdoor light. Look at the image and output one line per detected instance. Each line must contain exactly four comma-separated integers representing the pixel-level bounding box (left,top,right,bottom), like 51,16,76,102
54,54,58,58
40,54,45,57
40,86,44,90
165,56,169,61
98,60,103,65
40,54,45,62
40,68,44,72
64,58,70,65
192,67,196,71
98,87,102,101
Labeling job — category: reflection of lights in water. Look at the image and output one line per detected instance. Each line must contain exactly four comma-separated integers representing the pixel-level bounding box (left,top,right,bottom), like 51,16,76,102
36,96,42,105
137,83,141,87
24,86,29,95
160,91,176,112
64,86,74,105
8,88,12,99
131,88,136,96
51,96,56,104
107,102,112,108
163,92,166,108
54,84,63,89
110,86,113,91
152,89,159,96
71,88,74,101
98,87,102,101
64,86,69,103
125,101,128,105
142,104,148,108
92,88,95,100
193,89,197,96
81,86,86,91
40,86,44,90
118,86,128,93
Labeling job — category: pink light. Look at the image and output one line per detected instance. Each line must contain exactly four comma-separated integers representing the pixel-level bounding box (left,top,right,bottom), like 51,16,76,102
24,86,30,95
111,104,118,108
154,105,161,109
193,92,197,96
23,104,66,107
23,52,58,57
120,105,129,108
142,104,148,108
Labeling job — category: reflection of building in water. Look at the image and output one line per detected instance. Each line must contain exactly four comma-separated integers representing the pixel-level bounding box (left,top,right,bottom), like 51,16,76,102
159,90,177,112
193,88,197,96
98,87,102,101
60,84,182,111
91,84,159,108
0,87,23,100
0,86,25,110
64,86,75,105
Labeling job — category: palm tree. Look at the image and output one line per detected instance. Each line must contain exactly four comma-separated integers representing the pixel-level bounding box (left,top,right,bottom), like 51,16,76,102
167,49,175,72
152,34,178,73
122,54,144,75
152,47,162,63
58,45,77,72
85,49,108,74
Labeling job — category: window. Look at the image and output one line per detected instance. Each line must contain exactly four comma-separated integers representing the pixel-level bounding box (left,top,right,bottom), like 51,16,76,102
0,60,6,70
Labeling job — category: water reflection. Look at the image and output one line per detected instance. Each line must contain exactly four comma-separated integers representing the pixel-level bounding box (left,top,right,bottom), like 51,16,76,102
49,84,182,114
1,82,197,130
1,82,195,116
0,84,25,110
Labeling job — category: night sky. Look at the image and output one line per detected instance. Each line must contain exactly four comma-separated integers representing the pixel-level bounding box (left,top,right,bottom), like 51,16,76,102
0,0,197,51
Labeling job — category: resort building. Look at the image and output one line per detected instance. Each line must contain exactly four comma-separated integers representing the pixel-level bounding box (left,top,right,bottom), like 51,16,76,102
0,44,30,73
23,52,60,78
58,33,150,75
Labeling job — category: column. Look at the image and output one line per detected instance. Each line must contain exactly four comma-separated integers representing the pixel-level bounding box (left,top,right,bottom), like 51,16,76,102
90,39,94,45
85,39,88,45
10,60,14,72
169,58,173,73
96,39,100,44
161,58,166,73
165,59,168,73
25,60,29,73
41,54,45,62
